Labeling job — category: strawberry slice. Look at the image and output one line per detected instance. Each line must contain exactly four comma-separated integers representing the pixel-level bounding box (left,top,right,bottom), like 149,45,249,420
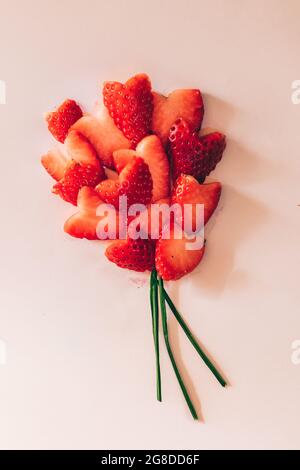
128,198,171,241
171,175,221,233
104,168,119,180
152,89,204,145
106,238,155,272
169,118,226,182
95,179,121,209
113,150,135,174
96,156,152,209
113,135,170,202
53,161,106,205
46,99,83,143
103,73,153,147
64,211,101,240
64,130,99,168
77,186,104,212
72,103,131,168
64,187,123,240
41,131,100,182
41,148,69,181
155,223,205,281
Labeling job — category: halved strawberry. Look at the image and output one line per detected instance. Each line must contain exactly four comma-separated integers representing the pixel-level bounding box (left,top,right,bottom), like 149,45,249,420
103,73,153,147
128,198,171,241
113,150,136,174
155,223,205,281
105,238,155,272
64,212,101,240
104,168,119,181
71,103,131,169
46,99,83,143
96,156,152,209
64,187,122,240
171,175,221,233
95,179,121,209
64,130,99,168
169,118,226,182
114,135,169,202
77,186,104,212
53,161,106,205
41,148,69,181
152,89,204,145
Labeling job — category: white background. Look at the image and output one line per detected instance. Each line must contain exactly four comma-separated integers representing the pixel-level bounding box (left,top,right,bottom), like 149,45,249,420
0,0,300,450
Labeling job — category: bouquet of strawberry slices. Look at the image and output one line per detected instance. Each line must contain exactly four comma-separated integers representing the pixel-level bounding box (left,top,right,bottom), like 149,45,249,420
41,73,228,419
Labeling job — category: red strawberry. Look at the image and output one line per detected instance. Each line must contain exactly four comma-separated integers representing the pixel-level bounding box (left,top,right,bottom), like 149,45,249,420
46,99,83,143
41,148,69,181
169,118,226,182
113,149,135,174
64,211,101,240
128,198,171,241
72,103,131,168
64,187,123,240
106,238,155,272
152,89,204,145
96,156,152,209
53,161,106,205
77,186,104,212
171,175,221,233
104,168,119,180
95,179,121,209
64,130,99,168
64,187,104,239
103,73,153,147
155,223,205,281
113,135,170,202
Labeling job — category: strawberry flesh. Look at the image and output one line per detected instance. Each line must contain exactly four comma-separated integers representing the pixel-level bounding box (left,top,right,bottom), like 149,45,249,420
96,156,152,209
71,103,131,169
106,238,155,272
171,175,221,232
53,161,106,205
64,130,99,168
114,135,169,202
152,89,204,145
155,223,205,280
64,187,122,240
41,148,69,181
64,211,102,240
169,118,226,182
128,198,171,241
46,99,83,143
103,73,153,147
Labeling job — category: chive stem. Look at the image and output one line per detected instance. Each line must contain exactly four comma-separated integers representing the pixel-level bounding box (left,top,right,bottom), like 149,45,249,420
158,275,198,420
150,269,162,402
162,287,226,387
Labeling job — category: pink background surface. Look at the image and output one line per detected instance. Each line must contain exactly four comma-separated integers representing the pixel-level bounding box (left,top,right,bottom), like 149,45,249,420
0,0,300,450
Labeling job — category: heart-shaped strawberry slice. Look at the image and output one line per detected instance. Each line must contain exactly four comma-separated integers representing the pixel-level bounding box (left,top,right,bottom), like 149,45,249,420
106,238,155,272
103,73,153,147
171,174,221,233
113,135,170,202
45,99,83,143
41,148,69,182
53,161,106,205
169,118,226,182
152,89,204,145
71,103,131,169
64,186,126,240
96,156,153,209
155,222,205,281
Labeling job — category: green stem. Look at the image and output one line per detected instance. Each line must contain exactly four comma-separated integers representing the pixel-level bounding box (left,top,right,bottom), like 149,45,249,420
150,269,162,402
158,275,198,420
163,287,227,388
